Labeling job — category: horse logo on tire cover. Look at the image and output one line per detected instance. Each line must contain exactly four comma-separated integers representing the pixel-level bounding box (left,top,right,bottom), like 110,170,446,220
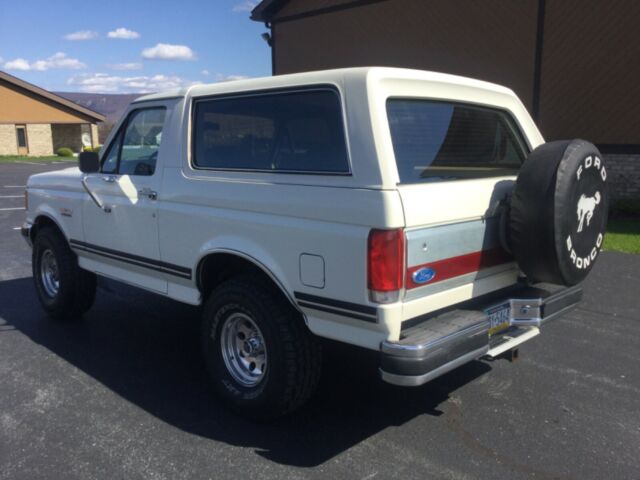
576,191,601,233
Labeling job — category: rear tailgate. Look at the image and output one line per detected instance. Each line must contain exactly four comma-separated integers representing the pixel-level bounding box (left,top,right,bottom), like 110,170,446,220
398,178,518,306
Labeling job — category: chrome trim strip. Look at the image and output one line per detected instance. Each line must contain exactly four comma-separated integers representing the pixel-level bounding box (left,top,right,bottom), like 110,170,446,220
380,346,489,387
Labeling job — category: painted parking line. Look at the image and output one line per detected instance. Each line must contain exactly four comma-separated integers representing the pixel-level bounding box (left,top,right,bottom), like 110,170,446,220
12,227,21,230
0,207,25,211
0,195,23,198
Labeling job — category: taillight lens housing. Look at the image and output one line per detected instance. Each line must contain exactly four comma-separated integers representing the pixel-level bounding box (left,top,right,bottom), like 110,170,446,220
367,228,405,303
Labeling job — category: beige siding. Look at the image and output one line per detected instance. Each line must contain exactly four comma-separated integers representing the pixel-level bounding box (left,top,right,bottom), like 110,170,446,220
274,0,539,110
26,124,53,156
0,124,18,155
0,81,93,124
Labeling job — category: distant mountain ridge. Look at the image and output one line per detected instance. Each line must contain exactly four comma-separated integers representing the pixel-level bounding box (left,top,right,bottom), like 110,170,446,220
54,92,143,125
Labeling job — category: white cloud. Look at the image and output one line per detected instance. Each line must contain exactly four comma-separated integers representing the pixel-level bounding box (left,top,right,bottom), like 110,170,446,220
107,27,140,39
109,62,143,71
232,1,258,12
4,58,31,70
67,73,202,93
64,30,98,41
201,69,210,76
215,73,249,82
141,43,196,61
3,52,85,71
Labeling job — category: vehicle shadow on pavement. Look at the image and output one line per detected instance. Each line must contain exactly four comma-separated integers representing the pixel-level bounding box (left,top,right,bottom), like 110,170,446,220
0,276,491,468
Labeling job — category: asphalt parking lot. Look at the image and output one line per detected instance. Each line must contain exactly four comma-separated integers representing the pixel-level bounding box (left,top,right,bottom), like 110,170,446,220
1,162,639,480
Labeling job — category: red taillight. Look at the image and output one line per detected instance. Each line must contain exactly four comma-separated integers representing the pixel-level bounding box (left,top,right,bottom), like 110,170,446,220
367,228,405,303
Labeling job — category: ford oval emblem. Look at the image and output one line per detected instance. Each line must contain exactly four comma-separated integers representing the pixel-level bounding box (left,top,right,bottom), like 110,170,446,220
412,267,436,284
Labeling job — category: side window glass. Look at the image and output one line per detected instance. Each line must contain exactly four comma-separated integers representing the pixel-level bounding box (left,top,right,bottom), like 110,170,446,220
119,108,166,176
101,129,122,174
193,90,349,173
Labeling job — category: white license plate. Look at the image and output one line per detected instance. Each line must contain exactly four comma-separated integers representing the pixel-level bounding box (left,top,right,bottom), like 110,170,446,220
486,302,511,336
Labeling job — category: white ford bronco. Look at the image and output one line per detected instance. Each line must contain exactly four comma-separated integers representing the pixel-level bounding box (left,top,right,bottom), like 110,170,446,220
22,68,609,419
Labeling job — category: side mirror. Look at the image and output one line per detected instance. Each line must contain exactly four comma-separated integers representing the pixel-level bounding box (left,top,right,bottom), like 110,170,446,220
78,151,100,173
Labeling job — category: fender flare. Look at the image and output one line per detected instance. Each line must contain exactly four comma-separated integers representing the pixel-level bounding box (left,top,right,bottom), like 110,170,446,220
194,246,301,313
31,208,69,243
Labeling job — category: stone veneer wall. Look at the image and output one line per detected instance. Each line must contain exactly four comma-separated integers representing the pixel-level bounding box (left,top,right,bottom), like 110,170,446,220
25,124,53,156
0,124,18,155
91,124,99,148
51,124,83,153
605,154,640,201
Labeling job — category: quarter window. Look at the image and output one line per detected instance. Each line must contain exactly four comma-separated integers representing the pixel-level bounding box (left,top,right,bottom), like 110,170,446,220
101,107,166,176
192,89,349,173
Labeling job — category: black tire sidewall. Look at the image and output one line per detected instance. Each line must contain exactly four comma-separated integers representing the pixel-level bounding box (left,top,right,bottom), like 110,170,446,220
202,282,290,416
554,141,609,285
33,229,73,311
510,139,608,285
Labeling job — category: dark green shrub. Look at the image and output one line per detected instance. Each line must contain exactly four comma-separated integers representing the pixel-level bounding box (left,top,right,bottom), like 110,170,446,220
56,147,74,157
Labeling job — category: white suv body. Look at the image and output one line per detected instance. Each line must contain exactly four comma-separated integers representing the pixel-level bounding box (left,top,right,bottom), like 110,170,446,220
23,68,589,417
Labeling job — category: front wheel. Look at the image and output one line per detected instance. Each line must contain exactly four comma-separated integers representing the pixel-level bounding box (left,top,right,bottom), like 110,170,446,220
32,227,96,320
201,276,322,420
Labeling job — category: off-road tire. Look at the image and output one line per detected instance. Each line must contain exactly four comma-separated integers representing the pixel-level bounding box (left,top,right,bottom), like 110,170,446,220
32,226,97,320
201,276,322,420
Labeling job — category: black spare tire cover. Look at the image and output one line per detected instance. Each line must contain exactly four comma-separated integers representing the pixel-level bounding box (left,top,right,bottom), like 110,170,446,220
510,139,609,286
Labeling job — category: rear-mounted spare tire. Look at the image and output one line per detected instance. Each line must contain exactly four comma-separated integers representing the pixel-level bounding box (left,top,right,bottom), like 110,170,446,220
510,139,609,286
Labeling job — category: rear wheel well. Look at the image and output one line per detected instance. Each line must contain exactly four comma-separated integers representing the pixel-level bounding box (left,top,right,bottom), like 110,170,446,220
197,253,295,307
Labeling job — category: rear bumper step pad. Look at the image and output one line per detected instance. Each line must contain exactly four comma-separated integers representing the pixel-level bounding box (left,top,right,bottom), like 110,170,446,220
380,283,582,386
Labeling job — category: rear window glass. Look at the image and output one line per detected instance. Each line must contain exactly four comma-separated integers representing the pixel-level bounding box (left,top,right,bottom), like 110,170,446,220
192,89,349,173
387,99,528,183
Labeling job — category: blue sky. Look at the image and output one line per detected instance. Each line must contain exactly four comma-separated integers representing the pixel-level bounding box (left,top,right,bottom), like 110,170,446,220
0,0,270,93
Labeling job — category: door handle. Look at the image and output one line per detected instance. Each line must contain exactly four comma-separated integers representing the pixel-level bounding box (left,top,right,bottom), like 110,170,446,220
101,175,117,183
138,188,157,200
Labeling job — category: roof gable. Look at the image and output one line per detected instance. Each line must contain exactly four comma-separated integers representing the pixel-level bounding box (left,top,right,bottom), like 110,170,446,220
0,71,105,123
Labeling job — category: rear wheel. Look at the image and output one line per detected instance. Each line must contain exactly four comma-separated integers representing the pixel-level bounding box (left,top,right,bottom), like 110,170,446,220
32,227,96,320
201,276,322,420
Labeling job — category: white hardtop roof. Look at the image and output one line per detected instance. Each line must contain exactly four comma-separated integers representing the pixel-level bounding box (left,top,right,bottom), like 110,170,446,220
134,67,516,103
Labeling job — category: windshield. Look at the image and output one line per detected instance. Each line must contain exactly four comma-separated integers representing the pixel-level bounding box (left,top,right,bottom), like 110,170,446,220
387,99,528,183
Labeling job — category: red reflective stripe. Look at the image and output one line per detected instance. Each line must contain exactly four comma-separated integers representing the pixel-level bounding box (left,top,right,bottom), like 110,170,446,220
406,248,512,289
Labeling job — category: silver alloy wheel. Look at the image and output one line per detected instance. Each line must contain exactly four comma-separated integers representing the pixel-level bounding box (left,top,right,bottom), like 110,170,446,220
220,312,268,386
40,249,60,298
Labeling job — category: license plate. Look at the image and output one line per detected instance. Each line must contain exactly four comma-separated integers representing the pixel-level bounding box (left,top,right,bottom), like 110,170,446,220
486,302,511,336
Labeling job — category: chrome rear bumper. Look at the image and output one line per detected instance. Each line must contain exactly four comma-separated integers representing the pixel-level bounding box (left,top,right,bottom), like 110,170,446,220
380,283,582,386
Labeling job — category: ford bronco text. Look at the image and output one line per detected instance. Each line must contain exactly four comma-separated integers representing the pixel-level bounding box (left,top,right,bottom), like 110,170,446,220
22,68,608,419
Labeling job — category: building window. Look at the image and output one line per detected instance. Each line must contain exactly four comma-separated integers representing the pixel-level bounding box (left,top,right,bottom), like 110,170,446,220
16,125,28,153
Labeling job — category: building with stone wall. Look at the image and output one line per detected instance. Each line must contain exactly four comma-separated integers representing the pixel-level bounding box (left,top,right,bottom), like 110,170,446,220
0,71,104,156
251,0,640,200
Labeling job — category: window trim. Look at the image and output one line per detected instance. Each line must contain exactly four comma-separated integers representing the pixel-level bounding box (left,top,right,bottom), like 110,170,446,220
385,97,531,184
100,106,167,176
15,125,28,149
190,85,353,176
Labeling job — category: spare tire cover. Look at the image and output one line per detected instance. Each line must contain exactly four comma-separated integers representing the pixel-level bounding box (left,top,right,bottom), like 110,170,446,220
510,139,609,285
